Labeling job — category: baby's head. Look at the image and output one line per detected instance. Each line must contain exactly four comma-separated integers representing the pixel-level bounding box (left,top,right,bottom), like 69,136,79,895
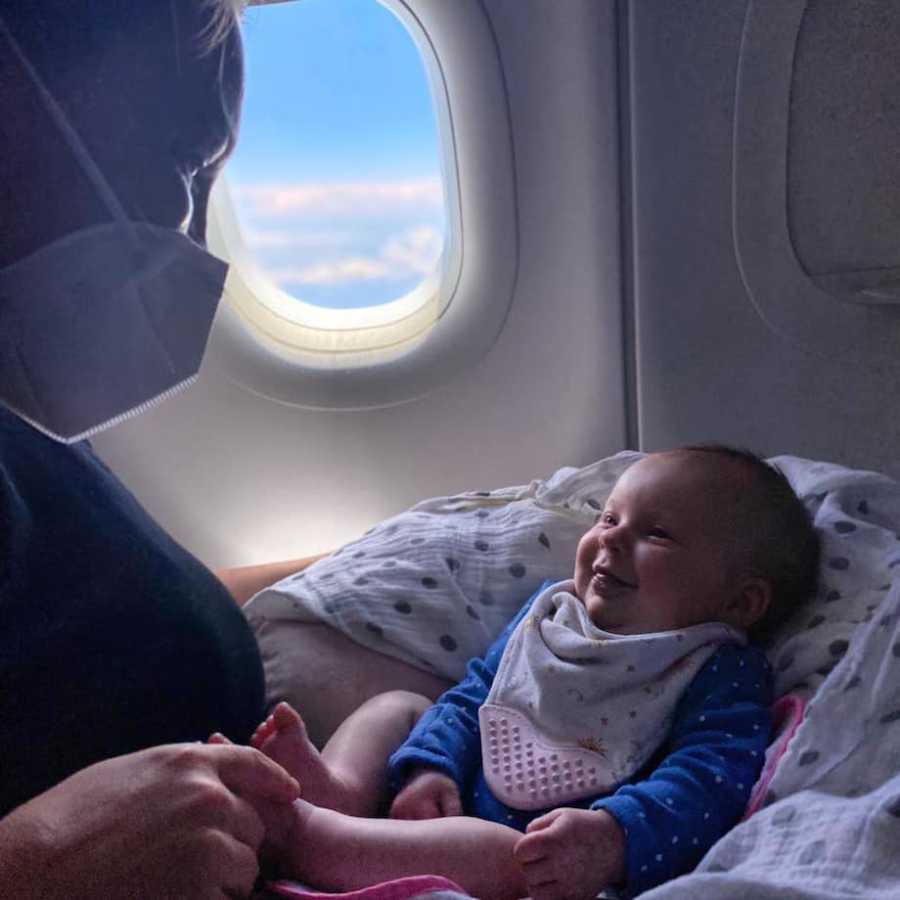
573,445,820,640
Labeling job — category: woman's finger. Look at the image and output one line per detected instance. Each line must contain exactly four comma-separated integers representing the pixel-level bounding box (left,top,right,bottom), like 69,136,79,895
225,792,267,853
213,744,301,803
215,831,261,899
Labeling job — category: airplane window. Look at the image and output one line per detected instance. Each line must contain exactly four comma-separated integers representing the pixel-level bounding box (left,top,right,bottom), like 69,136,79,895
205,0,515,410
209,0,456,352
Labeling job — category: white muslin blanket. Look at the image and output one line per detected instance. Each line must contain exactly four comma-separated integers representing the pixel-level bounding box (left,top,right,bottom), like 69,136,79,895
245,450,900,898
641,580,900,898
243,452,643,681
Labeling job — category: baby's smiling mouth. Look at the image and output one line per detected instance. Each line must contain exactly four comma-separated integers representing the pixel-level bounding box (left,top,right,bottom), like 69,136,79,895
591,565,637,589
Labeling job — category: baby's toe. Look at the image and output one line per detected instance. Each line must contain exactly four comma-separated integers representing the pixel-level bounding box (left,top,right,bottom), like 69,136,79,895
272,701,307,736
251,714,277,749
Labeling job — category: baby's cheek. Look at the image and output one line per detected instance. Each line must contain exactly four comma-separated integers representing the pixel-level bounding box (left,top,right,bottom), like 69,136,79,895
573,543,589,577
576,531,598,560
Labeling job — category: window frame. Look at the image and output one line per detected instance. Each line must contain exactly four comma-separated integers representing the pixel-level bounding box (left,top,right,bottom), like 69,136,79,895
204,0,518,410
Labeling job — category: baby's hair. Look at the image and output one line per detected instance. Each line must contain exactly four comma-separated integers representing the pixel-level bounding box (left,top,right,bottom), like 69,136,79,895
673,443,821,642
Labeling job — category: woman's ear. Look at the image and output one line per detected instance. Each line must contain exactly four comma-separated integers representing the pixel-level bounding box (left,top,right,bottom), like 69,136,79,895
724,577,773,630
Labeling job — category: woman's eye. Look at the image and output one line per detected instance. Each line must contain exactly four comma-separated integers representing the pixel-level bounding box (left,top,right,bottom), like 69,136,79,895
648,527,670,540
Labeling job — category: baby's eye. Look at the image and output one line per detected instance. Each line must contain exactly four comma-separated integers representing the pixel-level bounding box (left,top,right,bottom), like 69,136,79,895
648,527,671,540
601,512,617,526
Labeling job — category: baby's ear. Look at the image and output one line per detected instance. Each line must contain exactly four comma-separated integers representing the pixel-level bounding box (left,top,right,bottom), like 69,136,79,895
725,577,772,630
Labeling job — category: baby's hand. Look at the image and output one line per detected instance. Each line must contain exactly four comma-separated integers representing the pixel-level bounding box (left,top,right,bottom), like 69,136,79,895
389,769,462,820
513,808,626,900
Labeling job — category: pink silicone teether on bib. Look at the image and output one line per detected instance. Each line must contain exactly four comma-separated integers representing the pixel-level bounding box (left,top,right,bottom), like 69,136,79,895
478,704,614,810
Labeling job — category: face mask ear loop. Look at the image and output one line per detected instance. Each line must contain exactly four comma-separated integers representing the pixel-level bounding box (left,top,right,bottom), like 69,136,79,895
0,14,137,246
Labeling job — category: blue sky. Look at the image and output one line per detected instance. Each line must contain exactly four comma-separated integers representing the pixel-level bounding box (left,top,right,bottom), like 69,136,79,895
226,0,446,309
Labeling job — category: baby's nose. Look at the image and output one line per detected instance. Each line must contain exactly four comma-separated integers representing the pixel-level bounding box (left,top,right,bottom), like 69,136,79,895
599,524,625,551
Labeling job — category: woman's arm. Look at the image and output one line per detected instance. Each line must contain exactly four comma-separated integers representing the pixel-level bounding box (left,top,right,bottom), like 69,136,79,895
215,552,331,606
0,743,300,900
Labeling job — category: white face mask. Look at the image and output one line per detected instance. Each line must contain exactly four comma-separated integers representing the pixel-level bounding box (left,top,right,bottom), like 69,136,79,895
0,13,229,444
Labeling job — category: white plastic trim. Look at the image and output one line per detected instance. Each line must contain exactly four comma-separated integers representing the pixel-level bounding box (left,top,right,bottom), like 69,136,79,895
204,0,518,410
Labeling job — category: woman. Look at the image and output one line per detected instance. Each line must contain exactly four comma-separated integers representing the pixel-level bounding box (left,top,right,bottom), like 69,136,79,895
0,1,305,895
0,2,453,894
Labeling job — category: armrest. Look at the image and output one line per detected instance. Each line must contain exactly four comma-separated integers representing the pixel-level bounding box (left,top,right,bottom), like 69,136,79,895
215,553,331,606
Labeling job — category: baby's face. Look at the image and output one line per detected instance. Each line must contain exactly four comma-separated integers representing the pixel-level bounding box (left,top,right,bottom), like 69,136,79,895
573,452,743,634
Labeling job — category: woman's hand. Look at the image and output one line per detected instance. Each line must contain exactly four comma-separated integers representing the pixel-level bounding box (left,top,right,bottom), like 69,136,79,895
513,807,626,900
0,742,301,900
389,769,462,820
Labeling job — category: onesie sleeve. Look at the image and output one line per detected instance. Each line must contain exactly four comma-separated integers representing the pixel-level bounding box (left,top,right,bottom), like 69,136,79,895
592,643,773,896
387,582,552,793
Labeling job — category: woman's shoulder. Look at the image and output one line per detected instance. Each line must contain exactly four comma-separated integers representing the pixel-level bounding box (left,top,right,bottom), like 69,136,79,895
0,403,223,605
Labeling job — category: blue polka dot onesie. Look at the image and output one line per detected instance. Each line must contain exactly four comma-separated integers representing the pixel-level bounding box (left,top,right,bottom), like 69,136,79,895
388,581,772,896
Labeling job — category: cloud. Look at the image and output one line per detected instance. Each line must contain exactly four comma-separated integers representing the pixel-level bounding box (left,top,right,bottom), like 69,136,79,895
270,257,391,286
244,228,352,250
380,226,443,275
235,178,443,218
265,225,443,287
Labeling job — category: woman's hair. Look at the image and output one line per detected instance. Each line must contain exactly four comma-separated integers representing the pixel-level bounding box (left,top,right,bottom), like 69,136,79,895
0,1,245,66
204,0,246,50
675,443,821,643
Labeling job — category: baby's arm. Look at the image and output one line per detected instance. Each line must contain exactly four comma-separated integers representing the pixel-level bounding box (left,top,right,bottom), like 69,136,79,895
514,807,626,900
387,590,541,798
592,643,773,896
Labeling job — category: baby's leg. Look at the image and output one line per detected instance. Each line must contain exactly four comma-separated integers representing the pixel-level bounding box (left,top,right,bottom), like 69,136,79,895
253,691,430,816
280,799,526,900
321,690,431,815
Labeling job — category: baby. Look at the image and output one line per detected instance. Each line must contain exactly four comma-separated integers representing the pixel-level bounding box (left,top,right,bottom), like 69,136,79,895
238,446,820,899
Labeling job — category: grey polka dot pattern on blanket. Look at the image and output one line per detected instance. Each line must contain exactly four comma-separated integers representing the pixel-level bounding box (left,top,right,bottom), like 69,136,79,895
764,458,900,698
246,452,900,697
798,839,827,866
772,805,795,826
243,453,645,680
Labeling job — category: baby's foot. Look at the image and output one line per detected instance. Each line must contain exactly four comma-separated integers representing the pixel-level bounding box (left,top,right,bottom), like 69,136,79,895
252,702,358,813
272,798,361,888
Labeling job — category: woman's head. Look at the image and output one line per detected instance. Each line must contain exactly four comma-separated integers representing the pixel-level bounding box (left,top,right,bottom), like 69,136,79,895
0,0,245,264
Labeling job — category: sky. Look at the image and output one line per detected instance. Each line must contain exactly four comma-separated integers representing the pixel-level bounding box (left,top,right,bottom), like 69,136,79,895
225,0,446,309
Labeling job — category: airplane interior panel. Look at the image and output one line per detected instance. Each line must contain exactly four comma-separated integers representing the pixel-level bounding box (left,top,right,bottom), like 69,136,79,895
630,0,900,478
92,0,628,569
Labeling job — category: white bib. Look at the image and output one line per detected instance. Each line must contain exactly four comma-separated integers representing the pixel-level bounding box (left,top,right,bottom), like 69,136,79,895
479,580,745,810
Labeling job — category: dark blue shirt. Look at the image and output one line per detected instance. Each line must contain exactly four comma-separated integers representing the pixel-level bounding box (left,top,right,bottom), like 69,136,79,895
0,405,264,815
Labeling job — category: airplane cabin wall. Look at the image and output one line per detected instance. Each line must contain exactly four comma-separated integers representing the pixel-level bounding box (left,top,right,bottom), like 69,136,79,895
91,0,629,569
627,0,900,478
